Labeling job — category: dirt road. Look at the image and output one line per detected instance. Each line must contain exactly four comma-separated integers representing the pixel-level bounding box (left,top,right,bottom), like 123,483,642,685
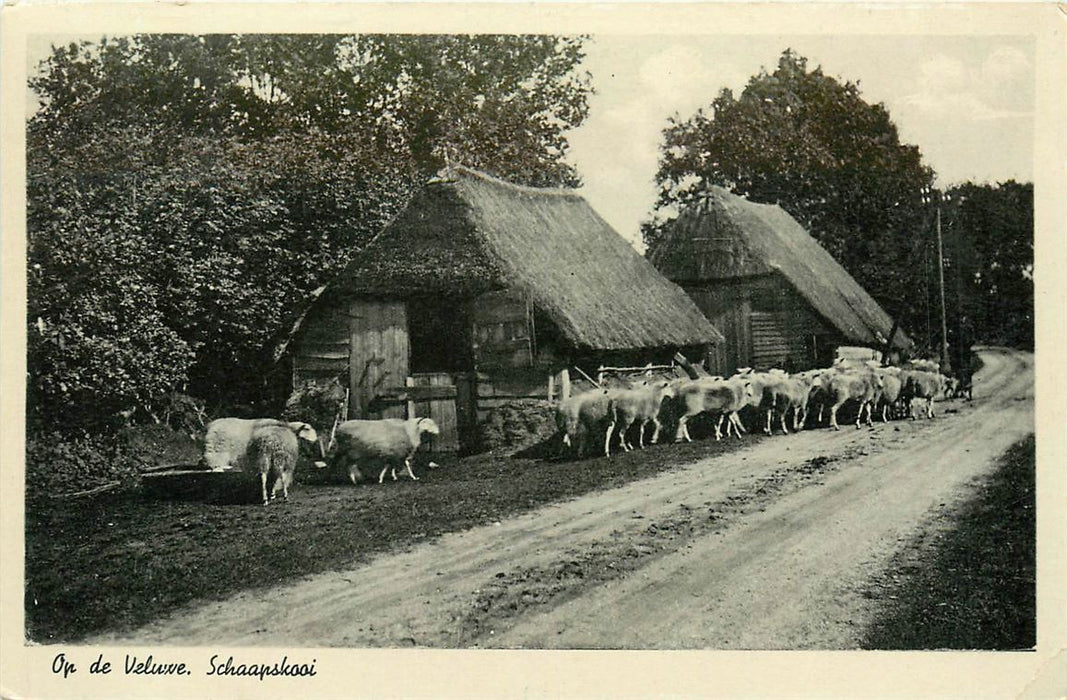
95,347,1033,649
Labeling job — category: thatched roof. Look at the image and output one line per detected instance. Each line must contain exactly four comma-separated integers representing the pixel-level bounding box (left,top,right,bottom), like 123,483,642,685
332,166,723,352
648,186,912,350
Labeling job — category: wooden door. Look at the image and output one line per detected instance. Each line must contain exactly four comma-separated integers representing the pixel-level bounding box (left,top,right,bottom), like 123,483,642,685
349,300,409,419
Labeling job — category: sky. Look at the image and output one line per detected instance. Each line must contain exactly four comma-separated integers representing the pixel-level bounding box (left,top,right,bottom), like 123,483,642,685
564,35,1035,248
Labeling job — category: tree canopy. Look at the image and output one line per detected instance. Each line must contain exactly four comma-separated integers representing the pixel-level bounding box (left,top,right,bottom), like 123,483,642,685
645,50,936,344
943,181,1033,357
27,34,592,430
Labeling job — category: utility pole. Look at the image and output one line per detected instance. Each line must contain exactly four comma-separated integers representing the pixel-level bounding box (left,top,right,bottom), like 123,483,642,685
936,203,952,375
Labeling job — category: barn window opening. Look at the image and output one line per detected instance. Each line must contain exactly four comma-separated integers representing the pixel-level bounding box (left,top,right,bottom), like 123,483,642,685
407,297,474,373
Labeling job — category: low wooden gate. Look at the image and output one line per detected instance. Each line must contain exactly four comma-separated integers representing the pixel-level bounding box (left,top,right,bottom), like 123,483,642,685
406,373,459,453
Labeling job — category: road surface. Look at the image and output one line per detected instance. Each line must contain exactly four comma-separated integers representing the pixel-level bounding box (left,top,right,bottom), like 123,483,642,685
93,347,1033,649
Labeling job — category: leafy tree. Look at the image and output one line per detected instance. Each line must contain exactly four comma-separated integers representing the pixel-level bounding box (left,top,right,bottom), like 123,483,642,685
27,34,592,430
943,181,1033,355
645,49,935,341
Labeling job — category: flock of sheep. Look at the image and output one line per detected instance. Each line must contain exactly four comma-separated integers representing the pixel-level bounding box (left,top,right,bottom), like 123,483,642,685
555,358,966,459
197,357,964,505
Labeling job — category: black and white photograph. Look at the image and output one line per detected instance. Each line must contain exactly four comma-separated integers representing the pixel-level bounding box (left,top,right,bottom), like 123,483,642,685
2,3,1064,698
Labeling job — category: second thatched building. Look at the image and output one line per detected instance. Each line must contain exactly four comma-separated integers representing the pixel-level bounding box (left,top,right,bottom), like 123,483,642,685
648,186,912,374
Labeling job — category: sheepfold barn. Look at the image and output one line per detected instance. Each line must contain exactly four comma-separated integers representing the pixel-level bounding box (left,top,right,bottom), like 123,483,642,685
648,186,912,374
284,166,723,454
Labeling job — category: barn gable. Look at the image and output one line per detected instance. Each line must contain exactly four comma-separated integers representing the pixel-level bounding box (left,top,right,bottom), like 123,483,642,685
648,186,912,351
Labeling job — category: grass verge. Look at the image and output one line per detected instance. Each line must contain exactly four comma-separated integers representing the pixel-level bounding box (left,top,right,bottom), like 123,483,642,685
860,434,1035,650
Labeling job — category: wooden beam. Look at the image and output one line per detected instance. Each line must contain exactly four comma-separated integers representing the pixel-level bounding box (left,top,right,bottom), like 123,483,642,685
405,376,416,420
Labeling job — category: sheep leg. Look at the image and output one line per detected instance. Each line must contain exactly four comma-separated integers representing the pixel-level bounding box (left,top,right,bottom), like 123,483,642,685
730,412,744,438
378,465,389,484
675,415,691,442
404,458,419,481
260,473,269,506
780,409,789,435
649,418,661,445
713,414,724,441
764,409,773,435
725,413,737,439
637,420,647,449
616,420,630,452
830,403,842,431
603,419,615,457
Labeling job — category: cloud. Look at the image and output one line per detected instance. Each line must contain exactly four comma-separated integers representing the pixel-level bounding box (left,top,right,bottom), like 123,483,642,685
901,45,1033,122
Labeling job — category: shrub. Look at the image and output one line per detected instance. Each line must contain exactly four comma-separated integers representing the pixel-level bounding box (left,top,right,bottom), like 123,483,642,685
25,431,142,498
283,378,347,435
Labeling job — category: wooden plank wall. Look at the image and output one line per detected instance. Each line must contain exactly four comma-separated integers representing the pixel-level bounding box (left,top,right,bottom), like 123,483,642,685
468,290,533,369
292,298,350,387
473,367,552,427
683,275,837,373
683,284,751,373
349,300,409,419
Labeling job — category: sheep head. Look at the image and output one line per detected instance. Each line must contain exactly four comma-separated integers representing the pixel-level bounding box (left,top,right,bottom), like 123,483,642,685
654,379,677,400
416,417,440,436
288,421,327,467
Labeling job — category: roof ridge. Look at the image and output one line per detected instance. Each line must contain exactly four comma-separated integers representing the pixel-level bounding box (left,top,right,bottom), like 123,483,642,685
433,164,581,198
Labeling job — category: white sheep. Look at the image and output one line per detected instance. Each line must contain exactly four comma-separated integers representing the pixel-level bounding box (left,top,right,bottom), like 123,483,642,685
610,380,676,451
245,424,300,506
329,417,440,484
201,417,322,471
555,388,616,458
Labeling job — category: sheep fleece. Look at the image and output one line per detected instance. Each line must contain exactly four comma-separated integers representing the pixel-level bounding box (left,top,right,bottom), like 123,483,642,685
202,418,288,470
246,424,299,495
333,419,427,464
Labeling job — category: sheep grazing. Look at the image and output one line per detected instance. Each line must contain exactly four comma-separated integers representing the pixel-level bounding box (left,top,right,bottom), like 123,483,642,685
610,380,677,451
246,424,300,506
555,388,616,459
330,417,440,484
202,417,323,471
